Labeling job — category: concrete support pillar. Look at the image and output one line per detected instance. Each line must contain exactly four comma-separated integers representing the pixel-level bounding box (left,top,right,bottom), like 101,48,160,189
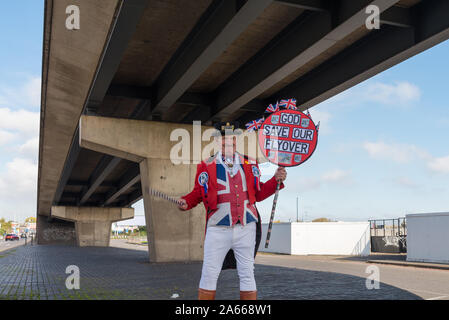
79,115,265,262
51,206,134,247
140,159,205,262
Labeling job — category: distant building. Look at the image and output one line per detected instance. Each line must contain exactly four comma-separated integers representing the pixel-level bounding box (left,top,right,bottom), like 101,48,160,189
11,222,20,234
111,224,139,234
111,216,145,234
26,222,37,233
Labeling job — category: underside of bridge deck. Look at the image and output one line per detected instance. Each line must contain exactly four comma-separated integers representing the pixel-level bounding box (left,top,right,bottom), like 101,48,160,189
38,0,448,257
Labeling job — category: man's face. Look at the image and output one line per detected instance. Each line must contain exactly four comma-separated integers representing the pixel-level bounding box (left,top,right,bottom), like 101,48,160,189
218,135,236,157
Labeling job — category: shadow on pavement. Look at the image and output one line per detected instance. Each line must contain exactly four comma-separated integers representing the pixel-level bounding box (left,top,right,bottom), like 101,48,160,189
0,245,421,300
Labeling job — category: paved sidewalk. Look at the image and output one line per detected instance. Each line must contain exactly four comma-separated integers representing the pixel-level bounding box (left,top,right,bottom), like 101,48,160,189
0,243,431,300
256,253,449,300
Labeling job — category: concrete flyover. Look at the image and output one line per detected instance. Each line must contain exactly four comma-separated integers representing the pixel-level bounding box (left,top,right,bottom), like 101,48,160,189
38,0,449,262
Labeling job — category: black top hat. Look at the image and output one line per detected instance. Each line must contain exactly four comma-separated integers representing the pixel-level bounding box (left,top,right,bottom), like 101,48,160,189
213,121,243,136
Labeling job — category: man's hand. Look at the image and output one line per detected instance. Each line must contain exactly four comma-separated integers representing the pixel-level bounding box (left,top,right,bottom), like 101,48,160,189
274,167,287,183
177,198,188,210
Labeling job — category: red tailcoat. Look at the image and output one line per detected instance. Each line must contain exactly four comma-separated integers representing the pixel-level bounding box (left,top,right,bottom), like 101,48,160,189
181,153,284,269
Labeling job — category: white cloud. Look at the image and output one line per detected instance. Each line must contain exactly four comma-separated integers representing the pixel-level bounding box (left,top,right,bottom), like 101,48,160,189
0,76,41,109
289,169,353,194
362,141,430,163
0,107,39,138
427,155,449,174
362,140,449,175
297,176,323,191
392,176,419,189
321,169,351,183
312,80,420,137
331,142,357,154
365,81,421,105
324,81,421,108
0,130,16,145
18,137,39,160
0,158,37,221
0,77,41,221
24,77,41,107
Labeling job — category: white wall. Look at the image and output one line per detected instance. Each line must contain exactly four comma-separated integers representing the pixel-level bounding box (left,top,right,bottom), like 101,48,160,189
259,222,371,256
406,212,449,264
291,222,370,256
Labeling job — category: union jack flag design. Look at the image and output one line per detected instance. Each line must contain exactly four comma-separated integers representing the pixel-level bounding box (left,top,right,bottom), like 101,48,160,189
278,98,297,110
265,102,279,113
207,163,259,227
245,117,264,132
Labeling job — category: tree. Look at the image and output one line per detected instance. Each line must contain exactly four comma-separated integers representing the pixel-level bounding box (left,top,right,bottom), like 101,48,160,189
25,217,36,223
0,218,12,235
312,217,331,222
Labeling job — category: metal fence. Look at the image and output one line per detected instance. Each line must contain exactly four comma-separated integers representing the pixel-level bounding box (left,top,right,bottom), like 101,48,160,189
369,218,406,237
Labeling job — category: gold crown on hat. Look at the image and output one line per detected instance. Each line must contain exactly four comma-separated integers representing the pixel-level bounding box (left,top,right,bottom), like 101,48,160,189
221,122,234,131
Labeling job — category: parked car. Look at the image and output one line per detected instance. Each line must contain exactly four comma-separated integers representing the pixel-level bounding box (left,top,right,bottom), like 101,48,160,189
5,234,19,241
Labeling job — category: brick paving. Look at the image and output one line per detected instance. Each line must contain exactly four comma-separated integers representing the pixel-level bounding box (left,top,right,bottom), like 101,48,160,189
0,243,423,300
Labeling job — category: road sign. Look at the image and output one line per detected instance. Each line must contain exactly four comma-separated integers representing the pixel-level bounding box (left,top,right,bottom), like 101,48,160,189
258,109,318,167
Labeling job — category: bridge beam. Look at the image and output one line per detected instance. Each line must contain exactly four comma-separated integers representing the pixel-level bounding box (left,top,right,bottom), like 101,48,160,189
79,156,121,205
51,206,134,247
276,0,449,108
238,0,449,124
210,0,400,120
103,164,141,206
151,0,273,116
274,0,327,11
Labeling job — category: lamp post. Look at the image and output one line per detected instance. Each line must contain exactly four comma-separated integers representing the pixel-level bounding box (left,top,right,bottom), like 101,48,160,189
296,196,299,222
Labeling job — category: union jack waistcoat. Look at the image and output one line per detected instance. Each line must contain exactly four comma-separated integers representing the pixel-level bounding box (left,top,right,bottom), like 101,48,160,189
208,162,259,227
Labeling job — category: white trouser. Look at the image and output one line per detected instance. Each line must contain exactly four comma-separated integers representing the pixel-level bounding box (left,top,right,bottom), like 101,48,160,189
199,221,256,291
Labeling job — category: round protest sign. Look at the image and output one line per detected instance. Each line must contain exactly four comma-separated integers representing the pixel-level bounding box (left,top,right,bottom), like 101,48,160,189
258,109,318,167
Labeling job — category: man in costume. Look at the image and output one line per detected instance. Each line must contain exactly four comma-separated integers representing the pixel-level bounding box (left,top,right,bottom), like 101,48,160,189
177,122,287,300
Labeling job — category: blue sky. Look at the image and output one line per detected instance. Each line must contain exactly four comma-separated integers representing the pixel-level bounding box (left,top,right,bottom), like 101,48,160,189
0,0,43,221
0,1,448,223
254,40,449,222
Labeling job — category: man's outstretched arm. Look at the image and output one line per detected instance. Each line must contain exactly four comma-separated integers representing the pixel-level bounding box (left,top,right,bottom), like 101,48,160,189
177,164,203,211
